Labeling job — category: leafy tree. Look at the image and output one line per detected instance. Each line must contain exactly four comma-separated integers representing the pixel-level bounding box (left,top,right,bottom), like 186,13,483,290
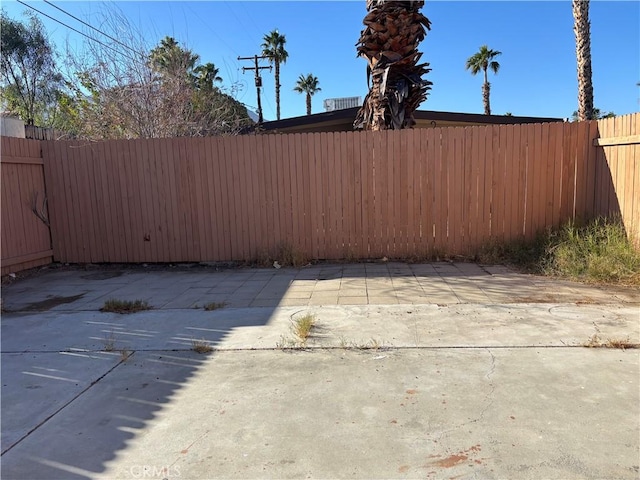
571,108,614,121
572,0,594,121
261,30,288,120
293,74,321,115
465,45,501,115
66,5,250,140
0,11,64,125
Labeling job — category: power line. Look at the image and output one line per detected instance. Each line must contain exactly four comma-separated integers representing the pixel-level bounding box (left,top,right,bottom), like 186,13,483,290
222,1,260,47
16,0,138,63
185,4,241,58
42,0,143,57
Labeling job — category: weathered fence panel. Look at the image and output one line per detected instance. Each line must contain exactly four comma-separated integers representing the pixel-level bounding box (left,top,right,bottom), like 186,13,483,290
1,137,52,274
1,113,634,269
40,118,605,264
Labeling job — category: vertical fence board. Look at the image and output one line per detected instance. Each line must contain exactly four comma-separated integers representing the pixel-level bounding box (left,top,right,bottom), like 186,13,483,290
405,130,416,255
384,130,394,255
363,131,374,257
352,132,363,255
502,125,515,239
539,123,552,231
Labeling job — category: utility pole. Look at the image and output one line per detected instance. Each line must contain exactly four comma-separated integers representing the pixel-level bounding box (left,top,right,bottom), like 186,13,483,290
238,55,272,124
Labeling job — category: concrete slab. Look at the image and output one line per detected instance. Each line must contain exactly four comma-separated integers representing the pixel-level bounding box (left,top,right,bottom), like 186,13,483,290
1,263,639,480
1,351,122,453
1,349,637,479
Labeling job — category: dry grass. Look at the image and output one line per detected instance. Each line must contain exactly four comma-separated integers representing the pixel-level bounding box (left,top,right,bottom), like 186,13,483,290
191,338,213,354
203,302,226,311
254,242,308,268
546,218,640,285
478,217,640,286
293,314,316,344
102,331,116,351
101,299,151,314
583,334,639,350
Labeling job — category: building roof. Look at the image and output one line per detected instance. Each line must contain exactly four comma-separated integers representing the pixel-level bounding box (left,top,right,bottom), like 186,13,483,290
259,107,563,134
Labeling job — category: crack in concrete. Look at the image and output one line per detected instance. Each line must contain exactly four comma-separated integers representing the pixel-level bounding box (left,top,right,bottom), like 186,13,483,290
0,344,608,355
430,348,497,444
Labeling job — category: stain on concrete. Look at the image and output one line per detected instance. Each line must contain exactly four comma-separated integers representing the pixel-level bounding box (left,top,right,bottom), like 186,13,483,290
20,293,85,312
80,271,123,280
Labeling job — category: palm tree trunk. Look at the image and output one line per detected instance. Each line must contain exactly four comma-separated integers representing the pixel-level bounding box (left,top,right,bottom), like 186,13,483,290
275,61,281,120
354,0,432,131
573,0,594,121
306,93,311,115
482,82,491,115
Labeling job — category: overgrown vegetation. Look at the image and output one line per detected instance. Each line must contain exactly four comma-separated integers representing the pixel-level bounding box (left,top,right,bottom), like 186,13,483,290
479,217,639,285
100,299,151,314
544,218,639,284
254,242,308,268
1,6,251,138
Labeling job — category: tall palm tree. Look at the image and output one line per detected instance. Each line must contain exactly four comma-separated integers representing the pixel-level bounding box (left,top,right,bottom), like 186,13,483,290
465,45,501,115
261,29,289,120
194,63,222,91
572,0,594,121
293,74,321,115
354,0,432,131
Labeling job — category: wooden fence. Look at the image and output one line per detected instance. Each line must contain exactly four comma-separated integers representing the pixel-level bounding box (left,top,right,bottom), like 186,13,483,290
1,137,53,274
2,113,638,271
39,118,614,264
592,114,640,246
24,125,70,141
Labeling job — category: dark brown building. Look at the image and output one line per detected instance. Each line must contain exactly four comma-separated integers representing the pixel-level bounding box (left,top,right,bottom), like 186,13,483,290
260,107,563,134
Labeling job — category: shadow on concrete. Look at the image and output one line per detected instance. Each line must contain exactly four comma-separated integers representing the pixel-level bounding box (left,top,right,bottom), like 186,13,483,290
1,267,296,479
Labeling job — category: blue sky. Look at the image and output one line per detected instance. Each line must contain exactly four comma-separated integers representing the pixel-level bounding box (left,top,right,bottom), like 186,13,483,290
4,1,639,121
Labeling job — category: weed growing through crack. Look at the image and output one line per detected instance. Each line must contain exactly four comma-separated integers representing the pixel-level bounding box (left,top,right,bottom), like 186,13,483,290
101,299,151,314
337,336,387,350
204,302,226,311
192,338,213,354
293,314,316,344
276,314,317,349
102,331,116,351
119,349,132,361
276,335,300,349
583,334,639,350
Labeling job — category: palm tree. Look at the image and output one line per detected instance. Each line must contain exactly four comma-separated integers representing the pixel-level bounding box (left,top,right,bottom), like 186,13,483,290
293,74,321,115
149,36,199,80
261,29,289,120
465,45,501,115
354,0,432,131
194,63,222,91
572,0,594,121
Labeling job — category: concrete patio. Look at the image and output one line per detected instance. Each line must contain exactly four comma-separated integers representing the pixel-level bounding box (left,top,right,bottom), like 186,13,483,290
1,262,639,479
